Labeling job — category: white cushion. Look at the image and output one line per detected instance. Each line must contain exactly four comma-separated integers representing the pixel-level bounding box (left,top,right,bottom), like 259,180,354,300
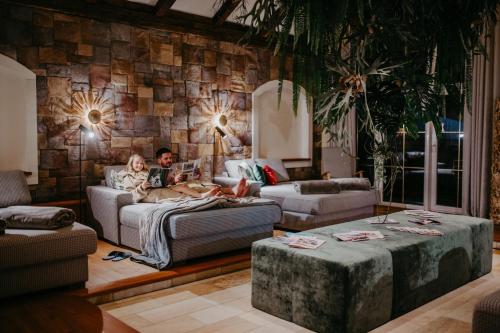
224,159,255,179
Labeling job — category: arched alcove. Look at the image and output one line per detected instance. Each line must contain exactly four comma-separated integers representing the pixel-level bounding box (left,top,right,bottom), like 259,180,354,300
252,80,312,168
0,54,38,184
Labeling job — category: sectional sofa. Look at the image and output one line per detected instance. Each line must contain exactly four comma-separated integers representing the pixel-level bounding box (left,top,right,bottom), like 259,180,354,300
218,159,378,230
87,166,282,264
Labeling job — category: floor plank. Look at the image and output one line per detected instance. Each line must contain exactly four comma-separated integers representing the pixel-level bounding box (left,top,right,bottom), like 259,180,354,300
101,251,500,333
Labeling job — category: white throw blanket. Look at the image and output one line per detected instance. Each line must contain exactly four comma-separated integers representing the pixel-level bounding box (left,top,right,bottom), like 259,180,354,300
131,196,278,269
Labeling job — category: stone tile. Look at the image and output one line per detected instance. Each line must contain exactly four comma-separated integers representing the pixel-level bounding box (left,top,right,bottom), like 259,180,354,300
71,63,90,83
186,81,200,98
150,42,173,65
216,74,231,90
137,97,153,115
171,66,182,80
132,137,154,159
90,65,111,88
216,53,231,75
183,44,202,64
245,69,258,85
154,102,173,117
173,81,185,97
184,64,201,81
171,130,188,143
17,47,39,69
135,115,160,136
40,149,68,169
77,43,93,57
231,54,245,73
153,85,173,103
110,148,132,164
0,18,32,46
198,144,214,156
173,97,187,117
115,93,137,113
174,55,182,66
111,23,131,42
135,62,152,74
47,65,71,77
33,27,54,46
39,47,67,64
47,77,71,97
199,83,212,99
112,59,132,74
94,46,110,65
202,67,216,83
132,47,149,62
10,6,32,21
153,68,172,85
204,49,216,67
138,87,154,98
33,10,53,28
111,136,131,148
132,28,149,48
54,20,81,43
230,92,246,111
81,19,110,46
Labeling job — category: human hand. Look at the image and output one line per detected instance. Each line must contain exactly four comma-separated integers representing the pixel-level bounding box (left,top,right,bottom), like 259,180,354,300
141,181,151,190
174,173,185,184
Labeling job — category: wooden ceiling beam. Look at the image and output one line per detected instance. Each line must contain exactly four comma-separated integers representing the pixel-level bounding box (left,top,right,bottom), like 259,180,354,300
155,0,176,17
213,0,242,27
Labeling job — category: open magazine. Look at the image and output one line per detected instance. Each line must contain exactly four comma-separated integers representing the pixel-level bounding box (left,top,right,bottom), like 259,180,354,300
174,159,200,181
147,167,170,188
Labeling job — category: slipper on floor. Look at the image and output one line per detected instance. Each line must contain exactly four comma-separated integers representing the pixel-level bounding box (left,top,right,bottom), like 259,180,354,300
111,251,132,262
102,251,121,260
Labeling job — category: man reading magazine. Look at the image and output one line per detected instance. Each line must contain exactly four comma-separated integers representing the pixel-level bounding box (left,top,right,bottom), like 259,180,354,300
154,147,201,187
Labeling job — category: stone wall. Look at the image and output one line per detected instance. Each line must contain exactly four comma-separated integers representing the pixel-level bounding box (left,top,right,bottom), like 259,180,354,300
0,3,321,201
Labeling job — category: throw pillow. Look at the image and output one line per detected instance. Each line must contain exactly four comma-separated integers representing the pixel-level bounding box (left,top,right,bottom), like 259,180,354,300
252,164,267,186
110,169,126,190
262,165,278,185
238,161,257,180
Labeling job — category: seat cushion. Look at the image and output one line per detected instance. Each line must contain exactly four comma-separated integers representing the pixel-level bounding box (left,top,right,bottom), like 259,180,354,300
0,222,97,269
0,170,31,208
260,183,377,215
119,203,282,240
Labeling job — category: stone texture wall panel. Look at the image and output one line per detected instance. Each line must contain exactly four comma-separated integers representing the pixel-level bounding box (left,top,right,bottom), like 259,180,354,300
0,4,319,200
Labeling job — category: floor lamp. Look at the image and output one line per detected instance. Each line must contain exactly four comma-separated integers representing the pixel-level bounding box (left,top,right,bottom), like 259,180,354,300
212,114,228,178
78,124,94,223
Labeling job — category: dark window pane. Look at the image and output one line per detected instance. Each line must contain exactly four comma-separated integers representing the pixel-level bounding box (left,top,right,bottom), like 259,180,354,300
437,133,462,170
437,171,462,207
403,168,425,205
405,133,425,168
383,167,403,203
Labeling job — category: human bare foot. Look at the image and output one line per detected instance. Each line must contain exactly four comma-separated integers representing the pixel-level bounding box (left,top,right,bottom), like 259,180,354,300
201,187,220,198
233,178,247,197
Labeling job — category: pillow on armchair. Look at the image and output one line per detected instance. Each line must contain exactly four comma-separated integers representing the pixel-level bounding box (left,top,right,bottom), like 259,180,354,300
0,170,31,208
256,159,290,182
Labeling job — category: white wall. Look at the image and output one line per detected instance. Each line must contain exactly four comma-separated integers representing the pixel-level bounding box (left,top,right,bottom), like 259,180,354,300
252,80,312,168
0,55,38,184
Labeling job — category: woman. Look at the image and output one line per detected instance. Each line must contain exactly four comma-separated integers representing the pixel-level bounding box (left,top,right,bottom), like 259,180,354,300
120,154,249,203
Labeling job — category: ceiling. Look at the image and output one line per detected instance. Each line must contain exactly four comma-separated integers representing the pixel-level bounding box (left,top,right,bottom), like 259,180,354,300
126,0,256,25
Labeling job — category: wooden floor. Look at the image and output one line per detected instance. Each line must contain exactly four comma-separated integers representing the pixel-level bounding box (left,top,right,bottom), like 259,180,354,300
101,251,500,333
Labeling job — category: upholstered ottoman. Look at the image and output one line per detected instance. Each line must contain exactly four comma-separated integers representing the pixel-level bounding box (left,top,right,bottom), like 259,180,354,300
473,289,500,333
252,212,492,333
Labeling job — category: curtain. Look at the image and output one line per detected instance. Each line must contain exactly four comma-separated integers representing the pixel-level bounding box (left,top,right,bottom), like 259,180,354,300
464,20,500,218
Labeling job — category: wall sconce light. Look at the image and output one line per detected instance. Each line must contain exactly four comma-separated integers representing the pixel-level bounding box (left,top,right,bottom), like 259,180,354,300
79,124,95,138
88,109,102,125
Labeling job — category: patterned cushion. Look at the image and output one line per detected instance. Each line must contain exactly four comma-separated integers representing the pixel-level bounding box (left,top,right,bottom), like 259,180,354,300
253,164,267,185
104,165,126,187
238,161,257,180
110,169,126,190
0,170,31,208
224,159,255,178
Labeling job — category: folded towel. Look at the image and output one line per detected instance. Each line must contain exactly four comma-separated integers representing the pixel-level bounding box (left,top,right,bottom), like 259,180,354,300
332,178,372,191
294,180,341,194
0,206,76,230
0,218,5,235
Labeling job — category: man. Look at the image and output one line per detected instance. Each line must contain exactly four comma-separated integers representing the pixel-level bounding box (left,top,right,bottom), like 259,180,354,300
155,147,182,185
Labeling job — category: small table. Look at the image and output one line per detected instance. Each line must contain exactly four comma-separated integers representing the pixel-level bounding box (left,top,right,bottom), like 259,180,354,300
251,212,492,333
0,294,138,333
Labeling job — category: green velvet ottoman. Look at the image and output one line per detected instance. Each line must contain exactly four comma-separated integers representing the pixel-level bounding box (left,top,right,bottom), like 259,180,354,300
251,212,492,333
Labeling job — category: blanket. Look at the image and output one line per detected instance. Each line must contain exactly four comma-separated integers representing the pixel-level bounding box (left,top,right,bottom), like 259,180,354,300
293,180,341,194
0,206,76,229
131,196,278,270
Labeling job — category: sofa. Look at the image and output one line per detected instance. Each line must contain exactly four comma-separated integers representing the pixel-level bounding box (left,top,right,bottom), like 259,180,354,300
219,159,378,230
0,170,97,298
87,166,282,264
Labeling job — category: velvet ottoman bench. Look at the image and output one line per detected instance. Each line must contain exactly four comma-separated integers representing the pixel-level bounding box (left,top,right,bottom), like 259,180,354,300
251,212,492,333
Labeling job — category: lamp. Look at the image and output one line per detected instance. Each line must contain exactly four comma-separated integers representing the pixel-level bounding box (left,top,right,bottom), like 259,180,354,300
78,125,95,223
212,117,229,177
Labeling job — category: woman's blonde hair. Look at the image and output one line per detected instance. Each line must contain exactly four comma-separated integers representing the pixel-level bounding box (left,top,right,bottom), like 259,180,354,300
126,154,149,172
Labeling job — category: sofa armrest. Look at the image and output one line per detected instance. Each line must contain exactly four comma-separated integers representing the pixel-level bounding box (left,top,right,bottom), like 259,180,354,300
212,176,261,197
86,185,133,244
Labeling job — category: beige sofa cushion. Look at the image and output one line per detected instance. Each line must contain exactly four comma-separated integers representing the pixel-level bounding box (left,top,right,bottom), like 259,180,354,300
0,223,97,269
260,183,378,215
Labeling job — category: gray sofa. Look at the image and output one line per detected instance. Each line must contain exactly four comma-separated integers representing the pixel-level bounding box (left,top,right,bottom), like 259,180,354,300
220,159,378,230
0,170,97,298
87,166,282,264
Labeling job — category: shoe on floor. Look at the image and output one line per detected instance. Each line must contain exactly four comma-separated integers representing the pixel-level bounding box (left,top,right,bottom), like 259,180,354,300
102,251,121,260
111,251,132,262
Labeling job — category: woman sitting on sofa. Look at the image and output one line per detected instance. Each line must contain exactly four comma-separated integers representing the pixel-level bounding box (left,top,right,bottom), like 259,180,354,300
120,154,249,203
